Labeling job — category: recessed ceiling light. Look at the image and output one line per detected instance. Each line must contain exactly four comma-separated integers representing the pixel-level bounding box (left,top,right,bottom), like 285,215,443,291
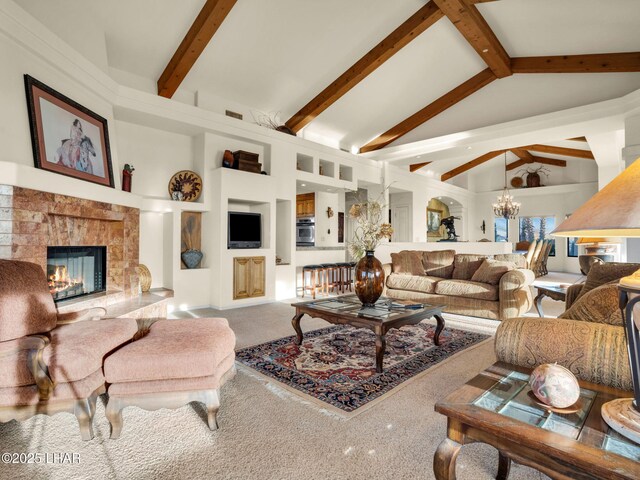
467,146,472,150
482,48,489,53
301,183,306,187
416,155,421,159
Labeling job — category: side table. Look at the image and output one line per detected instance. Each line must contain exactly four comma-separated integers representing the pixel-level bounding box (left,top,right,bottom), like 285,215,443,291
533,284,567,317
434,362,640,480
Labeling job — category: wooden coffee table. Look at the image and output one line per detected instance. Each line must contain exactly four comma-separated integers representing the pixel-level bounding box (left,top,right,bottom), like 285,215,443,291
434,362,640,480
291,295,445,373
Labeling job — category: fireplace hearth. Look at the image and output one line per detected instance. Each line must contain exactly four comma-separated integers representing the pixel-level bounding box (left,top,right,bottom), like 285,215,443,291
47,246,107,301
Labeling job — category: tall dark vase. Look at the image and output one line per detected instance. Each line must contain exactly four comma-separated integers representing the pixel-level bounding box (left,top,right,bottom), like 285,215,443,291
354,250,385,307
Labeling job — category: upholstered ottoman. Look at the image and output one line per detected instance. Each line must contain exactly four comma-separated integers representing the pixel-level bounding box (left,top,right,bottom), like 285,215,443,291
103,318,236,439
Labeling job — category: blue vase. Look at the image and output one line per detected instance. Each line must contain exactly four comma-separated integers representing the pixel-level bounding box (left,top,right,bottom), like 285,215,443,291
181,249,203,269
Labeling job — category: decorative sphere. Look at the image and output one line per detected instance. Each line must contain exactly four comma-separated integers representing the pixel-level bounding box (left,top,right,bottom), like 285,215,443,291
529,363,580,408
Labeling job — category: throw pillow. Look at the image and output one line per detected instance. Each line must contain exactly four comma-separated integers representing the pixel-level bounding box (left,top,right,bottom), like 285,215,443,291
452,254,488,280
559,283,623,326
471,259,515,285
391,251,424,276
575,262,640,302
423,250,455,278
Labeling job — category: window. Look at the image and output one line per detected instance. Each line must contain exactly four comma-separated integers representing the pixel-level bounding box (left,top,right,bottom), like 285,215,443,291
518,216,556,256
494,218,508,242
565,214,578,257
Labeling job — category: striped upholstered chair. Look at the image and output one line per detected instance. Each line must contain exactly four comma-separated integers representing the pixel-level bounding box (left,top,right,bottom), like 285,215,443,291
495,262,640,391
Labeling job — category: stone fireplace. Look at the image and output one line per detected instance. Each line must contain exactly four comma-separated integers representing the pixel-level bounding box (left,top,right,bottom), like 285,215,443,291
47,246,107,301
0,185,139,301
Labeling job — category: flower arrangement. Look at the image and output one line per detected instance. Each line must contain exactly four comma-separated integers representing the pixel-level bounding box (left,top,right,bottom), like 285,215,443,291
348,190,393,260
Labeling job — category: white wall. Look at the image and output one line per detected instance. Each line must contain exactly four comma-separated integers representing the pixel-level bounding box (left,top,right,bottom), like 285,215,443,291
139,212,165,288
315,191,340,246
115,121,194,198
468,158,598,193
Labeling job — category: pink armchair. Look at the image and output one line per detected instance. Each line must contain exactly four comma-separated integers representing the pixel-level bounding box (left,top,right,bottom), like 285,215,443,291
0,259,138,440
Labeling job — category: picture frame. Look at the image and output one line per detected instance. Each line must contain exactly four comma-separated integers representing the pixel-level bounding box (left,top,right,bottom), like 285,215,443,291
24,74,114,188
427,208,443,234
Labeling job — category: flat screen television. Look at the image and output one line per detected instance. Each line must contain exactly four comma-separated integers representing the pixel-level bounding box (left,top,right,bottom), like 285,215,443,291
228,212,262,249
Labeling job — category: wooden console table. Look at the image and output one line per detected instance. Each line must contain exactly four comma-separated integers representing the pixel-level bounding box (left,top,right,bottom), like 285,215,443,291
434,362,640,479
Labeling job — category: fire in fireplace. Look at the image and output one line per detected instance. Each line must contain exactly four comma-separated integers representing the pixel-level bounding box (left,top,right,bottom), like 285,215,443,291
47,246,106,301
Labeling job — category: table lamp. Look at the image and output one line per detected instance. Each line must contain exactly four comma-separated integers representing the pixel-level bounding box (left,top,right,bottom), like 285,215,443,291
576,237,621,255
552,158,640,443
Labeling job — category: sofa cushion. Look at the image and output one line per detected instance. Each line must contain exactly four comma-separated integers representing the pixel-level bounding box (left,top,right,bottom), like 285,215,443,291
452,254,488,280
0,259,58,342
494,254,527,269
575,262,640,302
45,318,138,383
386,274,441,294
423,250,455,278
471,259,515,285
435,279,499,301
391,251,424,275
104,318,236,383
559,283,623,326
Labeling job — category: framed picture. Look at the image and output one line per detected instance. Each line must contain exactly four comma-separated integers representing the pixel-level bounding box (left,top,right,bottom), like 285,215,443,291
427,208,442,234
24,75,114,188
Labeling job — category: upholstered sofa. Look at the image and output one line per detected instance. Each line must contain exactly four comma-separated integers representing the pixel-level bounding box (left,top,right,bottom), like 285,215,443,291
495,262,640,390
382,250,534,321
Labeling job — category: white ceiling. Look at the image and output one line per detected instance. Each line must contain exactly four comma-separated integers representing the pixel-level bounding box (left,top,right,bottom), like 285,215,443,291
15,0,640,157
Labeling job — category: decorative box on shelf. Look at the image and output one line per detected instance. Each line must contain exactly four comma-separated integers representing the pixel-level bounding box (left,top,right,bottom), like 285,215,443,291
230,150,262,174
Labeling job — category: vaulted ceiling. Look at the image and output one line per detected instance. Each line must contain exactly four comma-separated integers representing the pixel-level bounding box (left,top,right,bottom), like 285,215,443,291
16,0,640,164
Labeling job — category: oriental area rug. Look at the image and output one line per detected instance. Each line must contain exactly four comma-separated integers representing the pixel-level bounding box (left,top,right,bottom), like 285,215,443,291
236,324,489,412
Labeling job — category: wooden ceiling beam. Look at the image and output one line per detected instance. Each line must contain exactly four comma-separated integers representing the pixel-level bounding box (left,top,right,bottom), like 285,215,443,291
567,136,588,142
511,52,640,74
534,157,567,168
520,144,594,159
505,158,528,171
506,156,567,171
285,2,443,133
432,0,512,78
509,148,535,163
157,0,238,98
441,149,505,181
360,68,496,153
409,162,432,172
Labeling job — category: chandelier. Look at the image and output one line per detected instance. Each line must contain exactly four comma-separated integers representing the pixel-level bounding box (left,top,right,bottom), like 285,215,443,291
493,152,521,219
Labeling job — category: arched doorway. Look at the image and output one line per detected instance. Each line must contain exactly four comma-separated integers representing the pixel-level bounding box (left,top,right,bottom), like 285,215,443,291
427,196,463,242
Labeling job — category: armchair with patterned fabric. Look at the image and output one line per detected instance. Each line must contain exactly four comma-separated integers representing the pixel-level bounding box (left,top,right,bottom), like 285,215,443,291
0,259,138,440
495,262,640,391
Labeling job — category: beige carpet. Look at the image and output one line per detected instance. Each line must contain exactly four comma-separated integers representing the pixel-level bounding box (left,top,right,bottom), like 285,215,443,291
0,301,548,480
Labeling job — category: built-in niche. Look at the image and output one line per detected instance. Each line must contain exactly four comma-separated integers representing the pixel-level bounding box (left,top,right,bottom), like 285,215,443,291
339,165,353,181
181,211,203,268
319,159,335,178
296,153,314,173
227,199,271,249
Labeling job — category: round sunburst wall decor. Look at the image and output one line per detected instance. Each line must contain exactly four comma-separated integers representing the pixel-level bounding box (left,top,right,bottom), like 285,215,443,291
168,170,202,202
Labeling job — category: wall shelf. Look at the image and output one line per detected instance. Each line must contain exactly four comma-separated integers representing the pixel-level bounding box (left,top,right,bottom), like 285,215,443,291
319,159,335,178
296,153,314,174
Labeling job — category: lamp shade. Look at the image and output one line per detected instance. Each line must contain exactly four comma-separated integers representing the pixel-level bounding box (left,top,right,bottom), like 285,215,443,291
576,237,622,244
552,159,640,237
